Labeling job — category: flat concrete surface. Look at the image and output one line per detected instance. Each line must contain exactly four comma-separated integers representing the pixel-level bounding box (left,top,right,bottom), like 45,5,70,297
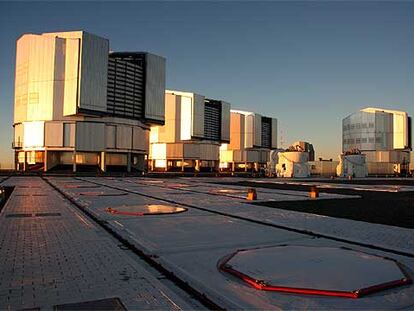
43,176,414,310
83,176,414,254
0,177,195,310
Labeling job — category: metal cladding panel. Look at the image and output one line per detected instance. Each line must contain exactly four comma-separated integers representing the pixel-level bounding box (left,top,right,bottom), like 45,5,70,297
14,36,30,123
221,101,231,142
63,123,75,147
159,93,180,143
167,143,184,158
375,112,393,150
79,32,109,113
116,125,133,149
271,118,278,148
192,94,205,138
14,123,24,145
105,125,116,149
409,117,412,149
107,57,145,120
132,127,148,151
15,35,57,123
392,112,408,149
145,53,166,123
229,112,245,150
245,150,260,162
45,122,63,147
23,121,45,148
75,122,105,152
180,95,193,141
200,144,220,161
52,38,66,120
63,39,80,116
245,115,254,148
254,113,262,147
204,101,221,141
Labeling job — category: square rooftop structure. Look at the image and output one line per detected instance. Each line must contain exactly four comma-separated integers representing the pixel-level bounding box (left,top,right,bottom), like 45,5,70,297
12,30,166,173
220,110,278,172
149,90,230,172
342,107,412,175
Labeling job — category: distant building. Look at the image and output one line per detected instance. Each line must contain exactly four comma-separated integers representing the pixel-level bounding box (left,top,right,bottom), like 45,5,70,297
342,108,412,175
220,110,277,172
12,31,165,172
291,141,315,161
149,90,230,172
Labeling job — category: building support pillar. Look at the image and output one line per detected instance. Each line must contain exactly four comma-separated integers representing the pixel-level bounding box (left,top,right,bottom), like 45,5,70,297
127,152,132,173
44,150,48,172
100,152,106,172
72,151,77,173
23,151,27,172
181,158,185,172
195,160,200,172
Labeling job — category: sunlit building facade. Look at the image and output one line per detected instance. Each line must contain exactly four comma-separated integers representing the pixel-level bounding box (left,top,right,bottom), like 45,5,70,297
342,108,412,175
149,90,230,172
220,110,278,172
13,31,165,172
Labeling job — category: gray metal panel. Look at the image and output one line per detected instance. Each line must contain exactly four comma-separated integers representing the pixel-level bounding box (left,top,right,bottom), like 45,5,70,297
106,125,116,149
254,113,262,147
192,94,205,138
79,32,109,112
63,123,75,147
75,122,105,152
45,122,63,147
221,101,231,142
116,125,132,149
245,115,254,149
271,118,278,149
144,53,166,123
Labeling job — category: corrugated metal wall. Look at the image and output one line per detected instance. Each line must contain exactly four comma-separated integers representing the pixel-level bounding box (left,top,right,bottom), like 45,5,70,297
221,102,231,143
79,32,109,113
75,122,105,152
144,53,166,123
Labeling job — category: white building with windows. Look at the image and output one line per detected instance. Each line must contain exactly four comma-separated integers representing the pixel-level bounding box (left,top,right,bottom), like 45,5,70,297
149,90,230,172
13,31,165,172
342,108,411,175
220,110,278,172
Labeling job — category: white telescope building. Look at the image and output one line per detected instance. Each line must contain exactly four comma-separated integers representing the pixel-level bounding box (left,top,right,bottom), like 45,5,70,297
149,90,230,172
12,31,165,172
220,110,278,172
342,108,412,175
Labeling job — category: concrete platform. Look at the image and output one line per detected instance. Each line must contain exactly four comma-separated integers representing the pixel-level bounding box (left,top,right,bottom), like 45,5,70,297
0,177,195,310
43,176,414,310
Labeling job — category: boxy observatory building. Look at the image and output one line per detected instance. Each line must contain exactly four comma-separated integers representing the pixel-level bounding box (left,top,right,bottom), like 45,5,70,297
12,31,165,172
342,108,412,175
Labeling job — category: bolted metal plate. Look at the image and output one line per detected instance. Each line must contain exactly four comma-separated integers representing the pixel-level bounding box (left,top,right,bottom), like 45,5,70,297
219,245,411,298
106,204,187,216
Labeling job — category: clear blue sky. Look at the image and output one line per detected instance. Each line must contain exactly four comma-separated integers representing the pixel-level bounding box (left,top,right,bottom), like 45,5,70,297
1,1,413,168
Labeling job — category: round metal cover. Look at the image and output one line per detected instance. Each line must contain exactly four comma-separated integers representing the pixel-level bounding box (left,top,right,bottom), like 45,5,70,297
106,204,187,216
219,245,411,298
